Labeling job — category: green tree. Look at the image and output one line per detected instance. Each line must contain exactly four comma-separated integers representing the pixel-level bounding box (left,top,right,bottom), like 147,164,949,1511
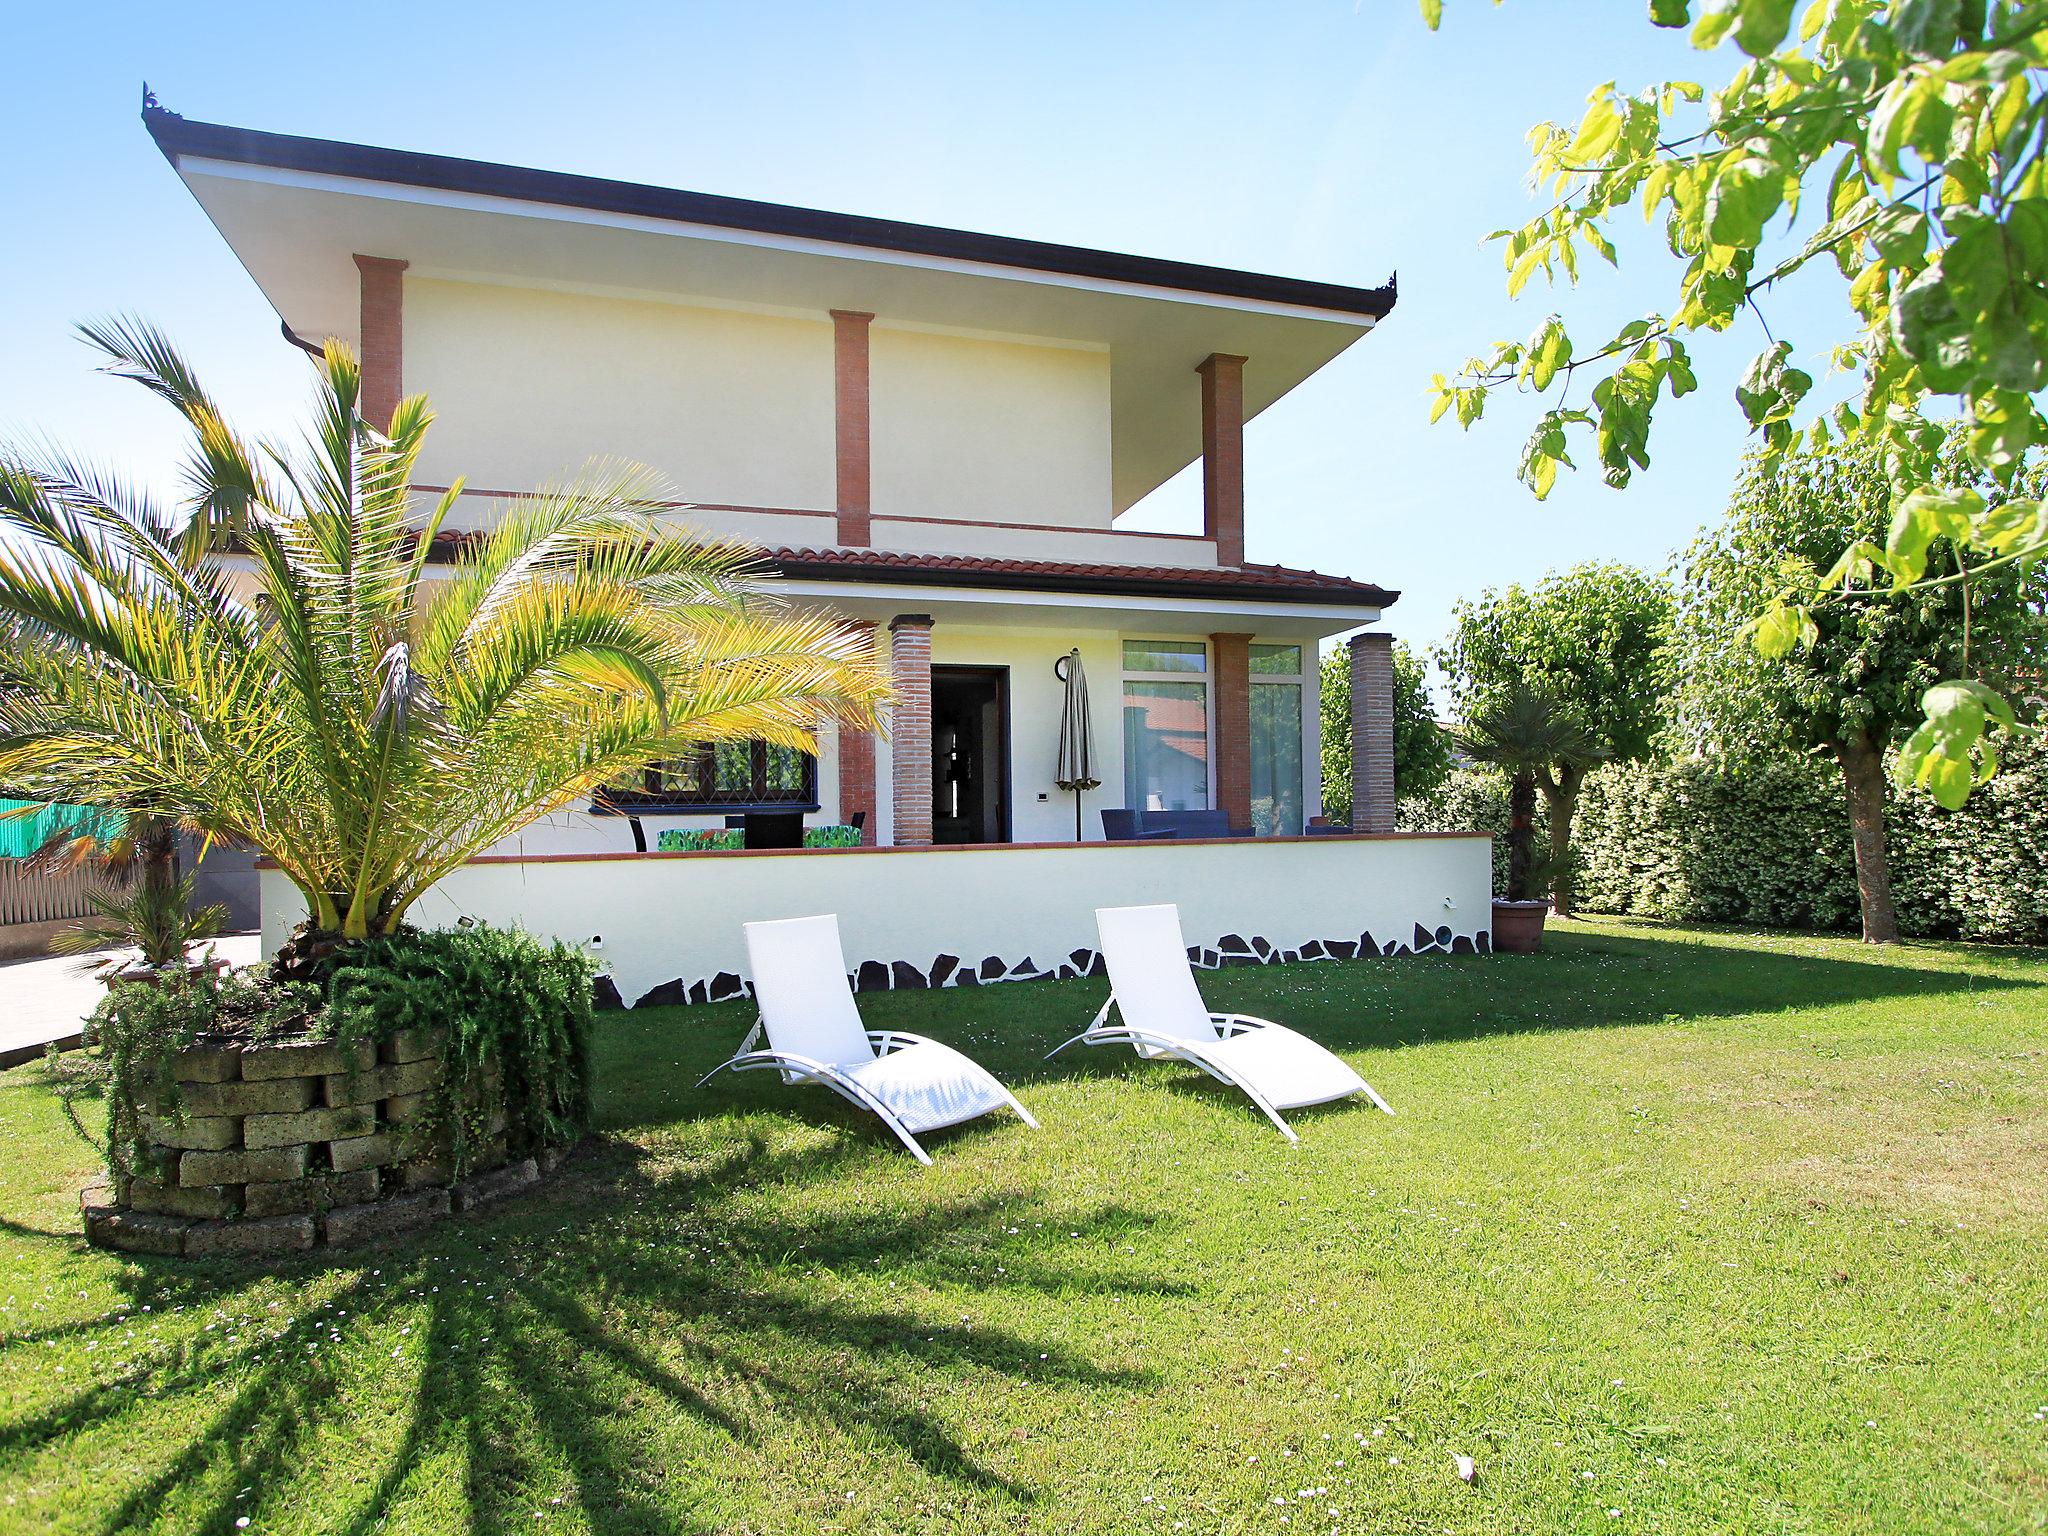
1423,0,2048,785
0,322,889,948
1676,437,2041,941
1440,563,1673,915
1455,682,1603,902
1319,639,1452,823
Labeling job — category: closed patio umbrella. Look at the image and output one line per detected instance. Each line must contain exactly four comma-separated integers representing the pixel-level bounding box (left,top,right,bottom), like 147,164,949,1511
1053,648,1100,841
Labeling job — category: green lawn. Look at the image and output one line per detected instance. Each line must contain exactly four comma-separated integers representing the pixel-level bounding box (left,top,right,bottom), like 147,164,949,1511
2,919,2045,1535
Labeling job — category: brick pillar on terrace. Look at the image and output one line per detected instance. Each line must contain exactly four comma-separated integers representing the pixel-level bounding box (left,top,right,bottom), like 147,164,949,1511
832,310,874,547
353,255,408,428
837,621,879,843
1210,631,1253,832
889,614,934,846
1197,352,1247,568
1349,632,1396,832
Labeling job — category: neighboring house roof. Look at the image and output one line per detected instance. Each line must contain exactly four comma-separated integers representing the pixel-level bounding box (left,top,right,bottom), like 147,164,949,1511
399,530,1394,607
141,108,1397,322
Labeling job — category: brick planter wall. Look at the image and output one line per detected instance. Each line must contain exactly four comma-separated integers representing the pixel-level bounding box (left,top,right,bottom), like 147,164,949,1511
83,1029,563,1259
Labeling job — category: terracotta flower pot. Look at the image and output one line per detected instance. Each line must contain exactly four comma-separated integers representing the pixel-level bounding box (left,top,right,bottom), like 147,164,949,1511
102,954,231,991
1490,899,1551,954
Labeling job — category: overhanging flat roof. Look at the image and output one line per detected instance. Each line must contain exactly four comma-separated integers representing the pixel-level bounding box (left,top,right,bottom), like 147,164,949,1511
145,109,1397,321
144,105,1398,514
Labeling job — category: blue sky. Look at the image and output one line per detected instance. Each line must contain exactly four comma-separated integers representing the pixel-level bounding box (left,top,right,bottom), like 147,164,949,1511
0,0,1840,669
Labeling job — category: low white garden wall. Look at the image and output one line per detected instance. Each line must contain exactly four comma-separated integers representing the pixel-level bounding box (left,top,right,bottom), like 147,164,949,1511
260,833,1494,1008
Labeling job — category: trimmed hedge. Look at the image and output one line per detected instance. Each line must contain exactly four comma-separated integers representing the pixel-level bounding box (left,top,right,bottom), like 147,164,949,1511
1400,741,2048,944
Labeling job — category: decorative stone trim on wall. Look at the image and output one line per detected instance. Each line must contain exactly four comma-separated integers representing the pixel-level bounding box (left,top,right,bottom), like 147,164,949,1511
82,1027,569,1260
619,922,1491,1009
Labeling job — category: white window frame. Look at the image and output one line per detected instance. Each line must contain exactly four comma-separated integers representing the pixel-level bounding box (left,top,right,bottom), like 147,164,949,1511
1119,637,1217,813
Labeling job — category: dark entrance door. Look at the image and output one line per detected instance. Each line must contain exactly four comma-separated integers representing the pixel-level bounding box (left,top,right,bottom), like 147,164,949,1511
931,665,1010,844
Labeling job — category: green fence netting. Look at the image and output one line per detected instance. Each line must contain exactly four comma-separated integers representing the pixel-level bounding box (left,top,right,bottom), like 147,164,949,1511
0,799,126,861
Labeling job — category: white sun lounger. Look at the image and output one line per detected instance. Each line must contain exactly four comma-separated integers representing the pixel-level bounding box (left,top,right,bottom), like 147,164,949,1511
1046,902,1391,1142
697,913,1038,1164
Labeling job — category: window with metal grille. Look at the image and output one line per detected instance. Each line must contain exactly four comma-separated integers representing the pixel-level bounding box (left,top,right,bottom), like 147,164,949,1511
596,741,818,813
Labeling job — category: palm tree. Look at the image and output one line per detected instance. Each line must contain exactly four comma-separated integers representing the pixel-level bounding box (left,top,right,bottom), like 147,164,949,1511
1457,682,1604,905
0,320,889,955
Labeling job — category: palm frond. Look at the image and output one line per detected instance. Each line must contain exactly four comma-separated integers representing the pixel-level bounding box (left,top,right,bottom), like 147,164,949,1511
74,315,275,558
2,327,894,941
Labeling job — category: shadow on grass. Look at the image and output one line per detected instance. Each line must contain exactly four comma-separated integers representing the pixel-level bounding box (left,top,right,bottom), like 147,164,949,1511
0,1135,1162,1535
598,924,2042,1141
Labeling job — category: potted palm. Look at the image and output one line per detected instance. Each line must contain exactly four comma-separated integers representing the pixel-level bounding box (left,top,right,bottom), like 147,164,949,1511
34,813,229,987
3,321,895,1252
1457,682,1604,954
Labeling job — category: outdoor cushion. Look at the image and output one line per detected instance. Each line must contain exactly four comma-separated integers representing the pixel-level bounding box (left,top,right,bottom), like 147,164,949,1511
847,1040,1020,1133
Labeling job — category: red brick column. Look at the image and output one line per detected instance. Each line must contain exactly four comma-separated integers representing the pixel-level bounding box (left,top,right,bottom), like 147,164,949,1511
1349,632,1396,832
837,622,878,842
353,255,408,428
832,310,874,547
1198,353,1247,568
888,614,933,846
1209,631,1253,832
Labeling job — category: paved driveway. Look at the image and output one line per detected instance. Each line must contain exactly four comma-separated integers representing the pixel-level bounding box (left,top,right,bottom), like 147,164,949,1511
0,935,262,1069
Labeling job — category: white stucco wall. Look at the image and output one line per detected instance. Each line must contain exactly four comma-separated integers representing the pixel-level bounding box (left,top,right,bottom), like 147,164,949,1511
406,278,836,516
869,327,1112,528
401,280,1118,536
260,834,1494,1008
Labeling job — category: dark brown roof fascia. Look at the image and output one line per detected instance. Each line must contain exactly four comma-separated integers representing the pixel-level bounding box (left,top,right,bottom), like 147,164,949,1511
142,107,1397,320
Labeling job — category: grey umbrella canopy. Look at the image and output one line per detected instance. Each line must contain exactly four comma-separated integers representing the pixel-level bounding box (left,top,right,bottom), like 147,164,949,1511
1053,649,1100,841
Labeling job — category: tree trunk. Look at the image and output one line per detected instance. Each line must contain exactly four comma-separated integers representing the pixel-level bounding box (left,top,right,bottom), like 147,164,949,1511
1537,762,1585,919
1835,731,1900,944
132,816,178,892
1506,771,1538,902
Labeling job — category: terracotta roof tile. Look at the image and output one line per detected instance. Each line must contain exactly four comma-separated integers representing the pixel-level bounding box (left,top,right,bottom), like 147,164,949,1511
408,530,1394,607
760,546,1396,607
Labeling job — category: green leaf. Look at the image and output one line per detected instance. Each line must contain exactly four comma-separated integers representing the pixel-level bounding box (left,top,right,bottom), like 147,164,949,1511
1869,208,1929,266
1818,537,1887,586
1420,0,1443,28
1732,0,1796,55
1651,0,1691,24
1692,1,1739,47
1745,599,1818,657
1965,389,2038,472
1706,154,1786,247
1524,316,1575,390
1518,412,1578,500
1869,77,1955,175
1890,0,1962,60
1971,496,2048,555
1895,679,2015,810
1884,484,1983,583
1571,93,1626,163
1890,264,1975,391
1735,341,1814,429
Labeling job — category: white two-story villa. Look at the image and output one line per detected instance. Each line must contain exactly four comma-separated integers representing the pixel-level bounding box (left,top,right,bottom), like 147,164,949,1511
146,103,1491,1003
